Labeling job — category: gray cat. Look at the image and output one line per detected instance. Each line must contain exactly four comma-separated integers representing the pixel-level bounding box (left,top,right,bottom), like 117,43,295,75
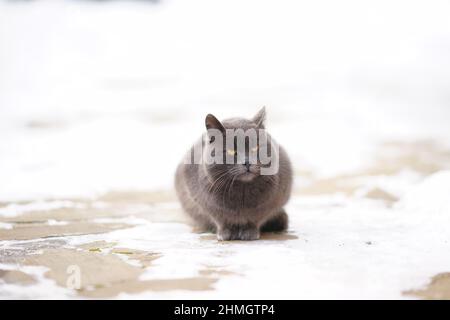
175,107,292,240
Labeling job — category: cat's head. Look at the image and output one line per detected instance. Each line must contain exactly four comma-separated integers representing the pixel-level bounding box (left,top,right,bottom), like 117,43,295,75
202,107,276,183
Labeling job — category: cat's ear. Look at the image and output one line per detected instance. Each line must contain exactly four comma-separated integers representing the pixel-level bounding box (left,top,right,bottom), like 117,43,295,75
252,106,266,129
205,114,225,133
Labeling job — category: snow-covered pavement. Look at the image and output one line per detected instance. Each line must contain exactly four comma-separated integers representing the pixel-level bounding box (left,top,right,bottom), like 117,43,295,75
1,0,450,299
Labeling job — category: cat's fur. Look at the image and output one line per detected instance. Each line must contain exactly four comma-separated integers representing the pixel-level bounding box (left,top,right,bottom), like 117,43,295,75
175,107,292,240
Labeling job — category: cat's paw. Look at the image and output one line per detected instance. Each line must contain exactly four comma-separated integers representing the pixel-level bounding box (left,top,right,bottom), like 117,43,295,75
238,228,260,241
217,229,232,241
217,225,260,241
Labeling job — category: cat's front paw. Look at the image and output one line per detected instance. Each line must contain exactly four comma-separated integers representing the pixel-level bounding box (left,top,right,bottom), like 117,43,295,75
238,227,260,241
217,229,232,241
217,225,260,241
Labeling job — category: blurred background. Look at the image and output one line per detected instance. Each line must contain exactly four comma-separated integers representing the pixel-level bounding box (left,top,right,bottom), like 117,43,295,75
2,0,450,300
1,0,450,201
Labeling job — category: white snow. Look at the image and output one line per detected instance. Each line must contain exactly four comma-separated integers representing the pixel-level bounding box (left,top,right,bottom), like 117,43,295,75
0,263,75,300
0,222,13,230
2,0,450,202
395,171,450,214
1,0,450,299
46,219,69,226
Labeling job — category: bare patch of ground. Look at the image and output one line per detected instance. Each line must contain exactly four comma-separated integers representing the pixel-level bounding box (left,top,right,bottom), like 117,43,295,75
81,277,217,298
0,222,130,241
19,246,217,298
365,188,399,204
404,273,450,300
0,269,36,285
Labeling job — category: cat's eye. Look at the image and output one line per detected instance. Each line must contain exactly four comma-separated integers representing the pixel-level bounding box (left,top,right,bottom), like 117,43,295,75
227,149,236,156
251,146,259,153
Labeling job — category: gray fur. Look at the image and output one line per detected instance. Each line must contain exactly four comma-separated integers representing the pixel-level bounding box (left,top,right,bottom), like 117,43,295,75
174,108,293,241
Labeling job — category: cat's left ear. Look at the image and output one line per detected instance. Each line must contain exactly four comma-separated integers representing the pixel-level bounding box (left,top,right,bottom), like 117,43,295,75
205,114,225,133
252,106,266,129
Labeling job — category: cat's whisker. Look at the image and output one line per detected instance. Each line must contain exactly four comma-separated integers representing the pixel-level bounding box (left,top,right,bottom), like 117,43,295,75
210,173,232,197
222,169,238,202
207,169,231,194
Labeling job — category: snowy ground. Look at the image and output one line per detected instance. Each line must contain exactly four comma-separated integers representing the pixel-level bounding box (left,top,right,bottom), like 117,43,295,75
1,0,450,299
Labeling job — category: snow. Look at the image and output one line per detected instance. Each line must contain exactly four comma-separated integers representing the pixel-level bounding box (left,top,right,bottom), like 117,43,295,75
1,0,450,299
395,171,450,214
2,0,450,202
0,263,75,300
0,223,13,230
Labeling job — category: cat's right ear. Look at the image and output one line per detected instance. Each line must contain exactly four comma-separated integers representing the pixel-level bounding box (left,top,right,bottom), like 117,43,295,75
205,114,225,144
205,114,225,133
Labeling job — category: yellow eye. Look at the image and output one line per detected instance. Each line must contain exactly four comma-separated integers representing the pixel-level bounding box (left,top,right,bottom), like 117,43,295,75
251,146,259,153
227,149,236,156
